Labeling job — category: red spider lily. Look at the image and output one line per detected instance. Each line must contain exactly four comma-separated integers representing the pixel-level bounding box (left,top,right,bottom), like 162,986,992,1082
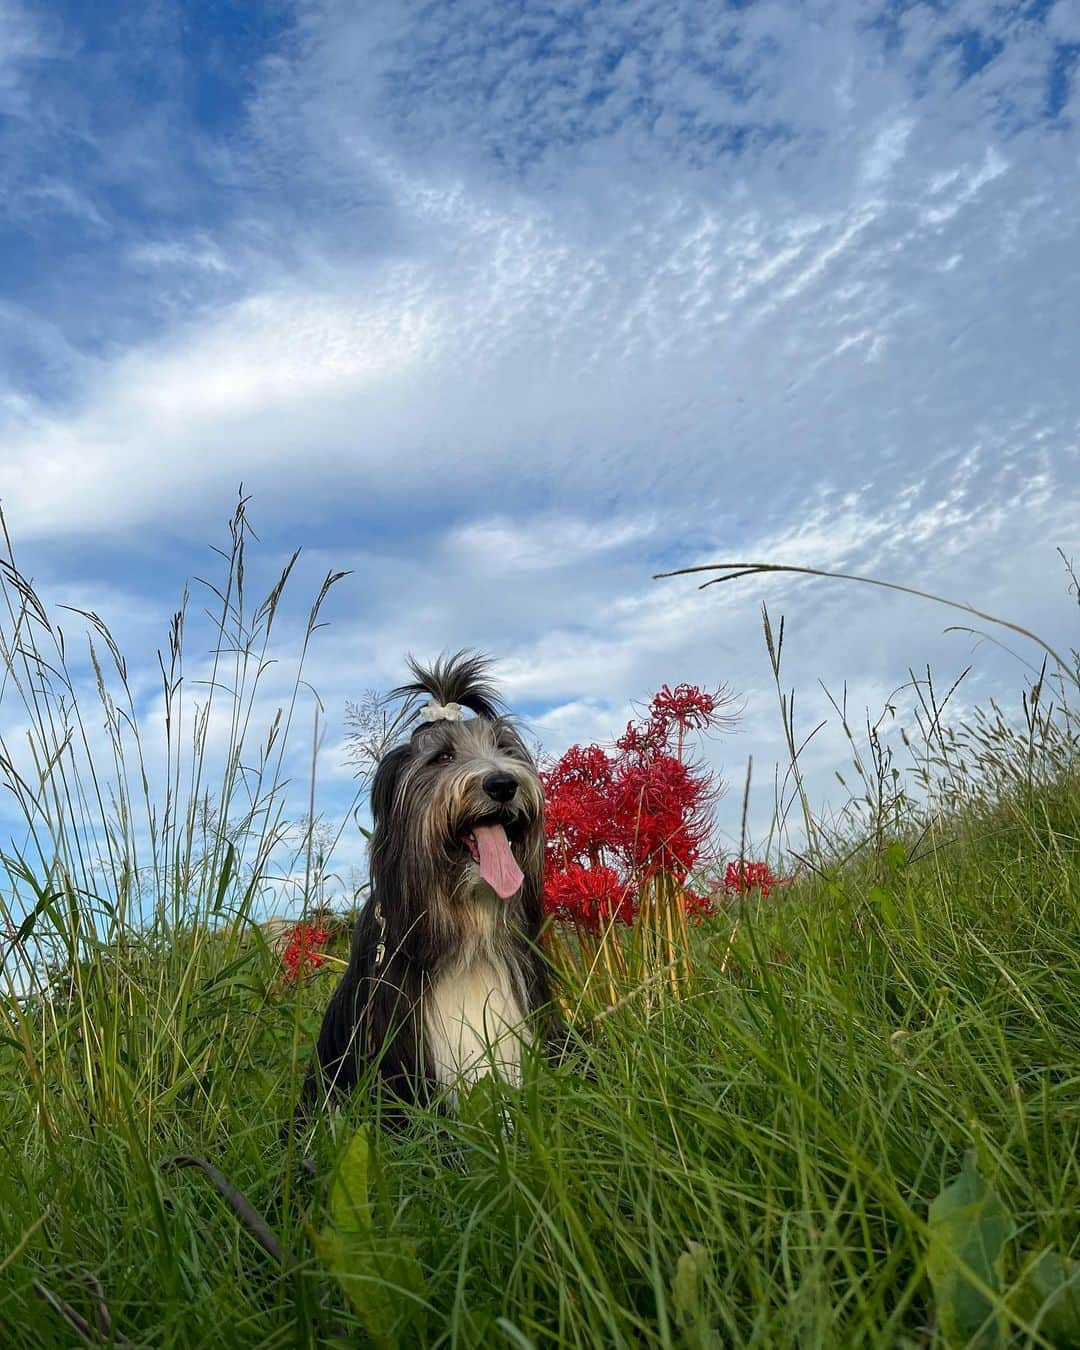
541,683,728,929
647,682,729,739
616,683,730,760
610,753,714,879
683,887,720,924
722,860,781,898
282,923,333,982
544,863,635,936
542,744,615,866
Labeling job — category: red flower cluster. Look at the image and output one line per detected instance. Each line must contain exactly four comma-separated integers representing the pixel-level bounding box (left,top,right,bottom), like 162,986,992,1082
542,745,615,866
647,683,726,736
542,684,727,933
544,863,634,932
683,887,717,923
722,860,781,897
282,922,333,982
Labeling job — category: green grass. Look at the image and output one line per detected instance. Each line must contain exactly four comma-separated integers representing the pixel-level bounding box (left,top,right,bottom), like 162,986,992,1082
2,773,1080,1347
2,505,1079,1346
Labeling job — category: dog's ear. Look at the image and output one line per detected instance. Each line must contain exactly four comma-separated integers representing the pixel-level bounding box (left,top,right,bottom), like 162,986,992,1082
369,743,412,827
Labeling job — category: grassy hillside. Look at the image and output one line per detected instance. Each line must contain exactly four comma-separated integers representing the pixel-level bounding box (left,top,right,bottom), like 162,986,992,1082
1,758,1079,1347
2,510,1079,1346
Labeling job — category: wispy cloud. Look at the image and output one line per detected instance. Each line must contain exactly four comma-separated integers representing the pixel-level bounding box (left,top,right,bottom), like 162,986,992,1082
0,0,1077,865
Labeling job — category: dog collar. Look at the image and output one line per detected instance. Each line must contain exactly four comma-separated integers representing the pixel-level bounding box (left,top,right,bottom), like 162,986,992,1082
420,701,465,723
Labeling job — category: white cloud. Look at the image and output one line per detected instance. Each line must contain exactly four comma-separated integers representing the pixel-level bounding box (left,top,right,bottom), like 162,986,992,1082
0,0,1077,875
3,116,1075,548
0,1,53,102
1048,1,1080,43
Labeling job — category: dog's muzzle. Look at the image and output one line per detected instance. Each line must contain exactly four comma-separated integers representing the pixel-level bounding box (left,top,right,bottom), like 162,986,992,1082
458,770,531,899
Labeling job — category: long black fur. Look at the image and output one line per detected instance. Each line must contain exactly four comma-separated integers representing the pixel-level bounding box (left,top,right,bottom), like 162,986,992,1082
302,651,556,1114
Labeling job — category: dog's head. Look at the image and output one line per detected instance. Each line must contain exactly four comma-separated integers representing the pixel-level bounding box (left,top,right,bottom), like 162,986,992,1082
369,652,544,908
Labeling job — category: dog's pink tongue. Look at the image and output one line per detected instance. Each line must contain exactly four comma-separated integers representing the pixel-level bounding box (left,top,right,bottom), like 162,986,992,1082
473,823,524,899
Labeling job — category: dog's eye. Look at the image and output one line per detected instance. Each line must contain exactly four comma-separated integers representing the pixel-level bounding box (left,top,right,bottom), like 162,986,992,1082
434,750,455,764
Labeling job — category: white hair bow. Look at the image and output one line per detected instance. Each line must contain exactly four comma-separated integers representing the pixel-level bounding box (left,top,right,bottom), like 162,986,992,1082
420,701,465,723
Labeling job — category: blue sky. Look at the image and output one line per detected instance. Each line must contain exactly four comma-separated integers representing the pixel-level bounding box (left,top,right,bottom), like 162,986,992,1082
1,0,1078,890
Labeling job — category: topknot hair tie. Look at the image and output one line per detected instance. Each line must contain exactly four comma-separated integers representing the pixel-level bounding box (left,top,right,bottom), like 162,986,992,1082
420,701,465,723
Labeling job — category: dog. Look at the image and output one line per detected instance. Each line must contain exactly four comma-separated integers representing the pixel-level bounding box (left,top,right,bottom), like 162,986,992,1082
303,652,556,1113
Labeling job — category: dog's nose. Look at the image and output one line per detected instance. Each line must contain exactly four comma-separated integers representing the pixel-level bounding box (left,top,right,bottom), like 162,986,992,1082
482,771,518,803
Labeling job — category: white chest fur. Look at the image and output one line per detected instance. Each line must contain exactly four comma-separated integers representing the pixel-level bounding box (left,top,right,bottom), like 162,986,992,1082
424,956,529,1098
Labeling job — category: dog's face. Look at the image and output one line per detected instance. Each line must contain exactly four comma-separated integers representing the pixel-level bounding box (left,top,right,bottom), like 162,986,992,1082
371,714,544,903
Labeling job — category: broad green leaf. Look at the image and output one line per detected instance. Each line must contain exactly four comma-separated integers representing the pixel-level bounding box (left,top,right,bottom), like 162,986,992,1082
314,1130,426,1349
1013,1251,1080,1347
883,841,907,874
868,885,897,925
328,1126,373,1235
672,1241,720,1348
311,1228,410,1349
927,1151,1015,1347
